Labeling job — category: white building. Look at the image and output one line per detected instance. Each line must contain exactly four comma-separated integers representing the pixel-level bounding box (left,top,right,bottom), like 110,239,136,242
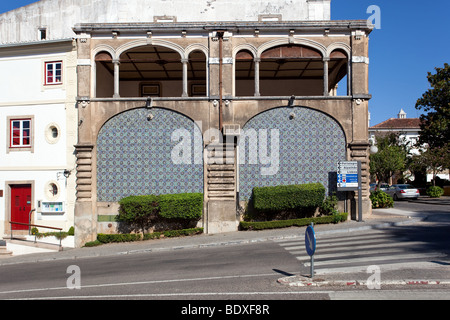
369,109,449,183
0,36,78,237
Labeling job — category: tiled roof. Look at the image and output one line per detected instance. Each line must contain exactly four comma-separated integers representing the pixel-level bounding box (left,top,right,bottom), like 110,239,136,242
370,118,421,130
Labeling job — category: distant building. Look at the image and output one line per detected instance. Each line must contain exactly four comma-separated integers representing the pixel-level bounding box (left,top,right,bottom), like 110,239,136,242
369,109,421,155
369,110,449,183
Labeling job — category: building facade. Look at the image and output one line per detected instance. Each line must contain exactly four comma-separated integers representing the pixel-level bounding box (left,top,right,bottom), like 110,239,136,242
1,0,373,247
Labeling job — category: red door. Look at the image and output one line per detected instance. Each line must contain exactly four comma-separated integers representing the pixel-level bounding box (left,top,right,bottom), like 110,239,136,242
10,185,32,230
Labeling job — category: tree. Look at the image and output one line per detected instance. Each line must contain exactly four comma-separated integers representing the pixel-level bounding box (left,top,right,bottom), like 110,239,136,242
410,144,450,186
369,133,409,187
415,63,450,149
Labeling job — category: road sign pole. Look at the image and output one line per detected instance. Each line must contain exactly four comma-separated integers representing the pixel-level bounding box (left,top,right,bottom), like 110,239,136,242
310,252,314,279
357,161,362,222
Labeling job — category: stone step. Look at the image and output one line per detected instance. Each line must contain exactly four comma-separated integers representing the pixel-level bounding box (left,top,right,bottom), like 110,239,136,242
207,164,235,171
208,177,235,184
208,184,235,191
208,171,235,178
208,191,235,198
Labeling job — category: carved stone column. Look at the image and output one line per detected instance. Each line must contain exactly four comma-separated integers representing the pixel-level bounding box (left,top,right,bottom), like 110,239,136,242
74,144,95,247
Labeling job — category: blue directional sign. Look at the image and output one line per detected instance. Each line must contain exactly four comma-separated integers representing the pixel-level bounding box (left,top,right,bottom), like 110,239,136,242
305,224,316,256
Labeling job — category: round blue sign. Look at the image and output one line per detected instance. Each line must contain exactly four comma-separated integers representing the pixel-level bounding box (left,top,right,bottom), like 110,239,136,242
305,225,316,256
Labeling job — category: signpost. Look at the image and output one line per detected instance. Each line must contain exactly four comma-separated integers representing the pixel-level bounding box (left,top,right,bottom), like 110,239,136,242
337,161,363,222
305,223,316,278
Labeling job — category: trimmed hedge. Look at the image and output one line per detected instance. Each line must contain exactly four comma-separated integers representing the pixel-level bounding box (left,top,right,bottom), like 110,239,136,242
94,228,204,245
252,183,326,212
158,193,203,219
117,193,203,233
239,213,348,231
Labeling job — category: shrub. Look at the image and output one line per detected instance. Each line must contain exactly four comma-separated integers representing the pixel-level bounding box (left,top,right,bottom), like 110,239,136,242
427,186,444,198
117,195,159,233
117,193,203,233
252,183,325,213
158,193,203,220
97,233,142,243
239,213,348,231
319,194,338,216
370,191,394,208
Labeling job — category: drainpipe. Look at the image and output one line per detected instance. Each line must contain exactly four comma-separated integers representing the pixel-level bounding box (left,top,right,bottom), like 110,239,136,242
217,31,224,132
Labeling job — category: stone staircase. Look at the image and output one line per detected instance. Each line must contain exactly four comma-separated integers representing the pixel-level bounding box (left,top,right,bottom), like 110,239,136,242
205,141,239,233
206,142,236,201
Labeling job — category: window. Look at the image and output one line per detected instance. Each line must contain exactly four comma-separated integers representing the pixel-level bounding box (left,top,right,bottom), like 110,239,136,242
45,61,62,85
10,119,31,148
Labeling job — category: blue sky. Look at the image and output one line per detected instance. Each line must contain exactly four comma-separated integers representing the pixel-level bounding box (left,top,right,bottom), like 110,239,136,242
1,0,448,126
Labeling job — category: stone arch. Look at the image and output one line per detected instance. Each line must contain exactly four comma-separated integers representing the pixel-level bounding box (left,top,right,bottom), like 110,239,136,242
257,38,327,59
239,106,346,200
96,107,204,202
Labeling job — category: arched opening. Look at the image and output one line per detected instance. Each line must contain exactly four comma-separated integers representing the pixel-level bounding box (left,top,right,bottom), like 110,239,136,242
118,45,183,97
188,50,207,96
235,49,255,97
95,51,114,98
259,45,324,96
328,49,349,96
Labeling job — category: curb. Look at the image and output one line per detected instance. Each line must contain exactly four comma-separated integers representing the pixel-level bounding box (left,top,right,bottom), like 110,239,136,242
277,276,450,287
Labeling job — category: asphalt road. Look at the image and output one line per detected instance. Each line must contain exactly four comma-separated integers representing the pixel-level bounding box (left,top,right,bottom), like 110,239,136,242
0,199,448,311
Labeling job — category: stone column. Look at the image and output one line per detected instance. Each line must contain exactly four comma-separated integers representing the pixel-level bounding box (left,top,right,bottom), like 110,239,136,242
181,58,189,97
113,59,120,98
323,57,330,96
74,144,96,247
254,58,261,96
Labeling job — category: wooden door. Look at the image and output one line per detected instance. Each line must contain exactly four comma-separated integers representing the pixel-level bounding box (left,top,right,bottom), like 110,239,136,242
10,185,32,230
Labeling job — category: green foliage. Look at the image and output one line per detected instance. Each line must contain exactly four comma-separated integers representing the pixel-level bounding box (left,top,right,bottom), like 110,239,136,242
97,233,142,243
370,191,394,209
94,228,204,244
68,226,75,236
252,183,325,212
319,194,338,216
370,133,409,186
118,195,159,233
415,63,450,149
158,193,203,219
239,213,348,231
117,193,203,233
426,186,444,198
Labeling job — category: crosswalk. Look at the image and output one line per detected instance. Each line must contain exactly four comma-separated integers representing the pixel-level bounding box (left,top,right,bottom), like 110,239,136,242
274,230,447,274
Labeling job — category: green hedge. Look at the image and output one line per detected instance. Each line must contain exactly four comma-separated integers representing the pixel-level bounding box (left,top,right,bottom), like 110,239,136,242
239,213,348,231
158,193,203,219
117,193,203,233
252,183,325,212
94,228,204,245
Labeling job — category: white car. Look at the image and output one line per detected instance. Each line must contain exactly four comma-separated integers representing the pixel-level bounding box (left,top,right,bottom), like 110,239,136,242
385,184,420,200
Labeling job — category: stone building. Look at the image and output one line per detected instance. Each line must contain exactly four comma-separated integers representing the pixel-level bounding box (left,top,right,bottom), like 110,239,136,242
0,0,373,247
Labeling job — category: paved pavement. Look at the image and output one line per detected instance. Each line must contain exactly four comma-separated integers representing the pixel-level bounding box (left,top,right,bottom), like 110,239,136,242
1,196,449,288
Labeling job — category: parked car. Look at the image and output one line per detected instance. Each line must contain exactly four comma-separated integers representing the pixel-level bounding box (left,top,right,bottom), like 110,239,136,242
385,184,420,200
369,183,389,193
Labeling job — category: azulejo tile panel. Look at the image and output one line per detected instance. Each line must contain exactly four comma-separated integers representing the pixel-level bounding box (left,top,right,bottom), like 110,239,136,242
239,106,346,200
97,108,203,202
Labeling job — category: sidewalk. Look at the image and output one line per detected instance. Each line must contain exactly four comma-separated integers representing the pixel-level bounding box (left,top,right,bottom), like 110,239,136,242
0,208,422,266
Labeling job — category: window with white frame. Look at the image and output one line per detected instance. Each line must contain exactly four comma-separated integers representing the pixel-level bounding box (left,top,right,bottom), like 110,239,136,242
10,119,32,149
45,61,63,85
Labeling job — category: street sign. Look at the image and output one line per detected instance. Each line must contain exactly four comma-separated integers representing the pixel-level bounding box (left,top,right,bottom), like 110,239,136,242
337,161,360,190
305,223,316,278
305,224,316,256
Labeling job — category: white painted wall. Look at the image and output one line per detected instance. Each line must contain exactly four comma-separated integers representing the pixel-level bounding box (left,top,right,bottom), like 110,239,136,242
0,48,77,236
0,0,331,44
